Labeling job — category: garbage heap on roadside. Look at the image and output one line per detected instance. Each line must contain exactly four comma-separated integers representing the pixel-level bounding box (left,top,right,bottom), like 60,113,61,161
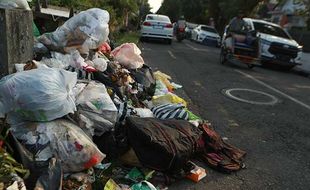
0,8,246,190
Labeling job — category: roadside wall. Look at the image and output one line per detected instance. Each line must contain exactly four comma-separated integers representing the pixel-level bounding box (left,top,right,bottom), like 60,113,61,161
0,8,33,78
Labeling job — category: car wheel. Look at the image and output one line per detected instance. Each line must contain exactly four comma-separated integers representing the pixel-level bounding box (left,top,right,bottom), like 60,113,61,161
167,39,172,45
248,64,255,69
220,48,227,65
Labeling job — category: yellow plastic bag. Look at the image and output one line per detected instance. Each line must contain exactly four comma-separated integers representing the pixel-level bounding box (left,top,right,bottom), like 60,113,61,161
104,179,121,190
152,93,187,107
154,71,174,92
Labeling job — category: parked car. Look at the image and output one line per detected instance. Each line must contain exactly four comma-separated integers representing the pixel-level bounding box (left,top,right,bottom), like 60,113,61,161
243,18,303,69
191,25,221,47
140,14,173,44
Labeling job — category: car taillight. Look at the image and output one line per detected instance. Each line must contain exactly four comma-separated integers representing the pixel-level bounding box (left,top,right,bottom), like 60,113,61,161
165,24,173,28
143,22,152,26
179,28,185,32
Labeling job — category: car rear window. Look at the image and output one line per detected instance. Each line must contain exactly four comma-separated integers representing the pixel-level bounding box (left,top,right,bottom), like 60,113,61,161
253,22,291,39
201,26,217,34
147,15,171,22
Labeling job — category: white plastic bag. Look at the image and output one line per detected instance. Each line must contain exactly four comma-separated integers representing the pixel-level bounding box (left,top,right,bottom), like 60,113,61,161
0,0,31,10
38,8,110,53
40,50,86,69
10,119,105,173
0,67,77,121
111,43,144,69
14,64,26,72
76,81,118,135
92,58,108,72
134,108,154,118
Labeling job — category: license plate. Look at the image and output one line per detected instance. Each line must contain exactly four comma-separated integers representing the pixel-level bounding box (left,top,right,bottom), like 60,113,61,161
153,26,163,29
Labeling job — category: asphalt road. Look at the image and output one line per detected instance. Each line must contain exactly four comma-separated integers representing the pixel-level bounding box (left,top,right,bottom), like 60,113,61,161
139,39,310,190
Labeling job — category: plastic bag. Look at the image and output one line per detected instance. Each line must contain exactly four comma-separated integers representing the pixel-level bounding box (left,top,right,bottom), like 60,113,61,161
154,80,169,96
76,81,118,136
93,58,108,72
152,93,187,107
111,43,144,69
0,67,77,121
40,50,86,69
134,108,154,118
154,71,174,92
38,8,110,53
98,42,112,55
0,0,31,10
131,181,157,190
10,119,105,173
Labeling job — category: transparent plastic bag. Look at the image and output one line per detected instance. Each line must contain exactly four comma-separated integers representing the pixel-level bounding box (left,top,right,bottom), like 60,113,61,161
154,80,169,96
76,81,118,135
10,119,105,173
111,43,144,69
0,0,31,10
40,50,86,69
38,8,110,53
0,68,77,121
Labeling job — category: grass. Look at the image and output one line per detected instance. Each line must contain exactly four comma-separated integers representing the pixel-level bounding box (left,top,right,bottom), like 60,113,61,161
114,31,140,46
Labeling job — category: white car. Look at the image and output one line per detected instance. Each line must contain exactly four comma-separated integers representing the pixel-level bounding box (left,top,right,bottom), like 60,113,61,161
140,14,173,44
191,25,221,46
243,18,302,69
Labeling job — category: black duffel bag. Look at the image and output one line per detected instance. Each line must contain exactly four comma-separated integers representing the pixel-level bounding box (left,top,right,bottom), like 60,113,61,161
126,117,203,174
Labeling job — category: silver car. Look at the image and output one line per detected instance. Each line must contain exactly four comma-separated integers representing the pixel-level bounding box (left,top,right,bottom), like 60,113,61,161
140,14,173,44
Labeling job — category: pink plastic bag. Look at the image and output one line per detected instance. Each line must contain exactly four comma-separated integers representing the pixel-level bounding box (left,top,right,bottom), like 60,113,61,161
111,43,144,69
98,42,111,55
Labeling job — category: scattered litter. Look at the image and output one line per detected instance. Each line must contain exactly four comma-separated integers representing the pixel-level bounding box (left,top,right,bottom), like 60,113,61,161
186,162,207,183
0,6,247,190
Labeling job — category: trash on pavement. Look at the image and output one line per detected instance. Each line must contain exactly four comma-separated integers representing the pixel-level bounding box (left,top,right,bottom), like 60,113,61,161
99,42,112,55
111,43,145,69
134,108,154,118
0,0,31,10
92,57,108,72
154,80,169,96
34,158,63,190
0,6,248,189
151,104,189,120
154,71,174,92
186,162,207,183
40,50,86,69
0,68,77,121
10,119,105,173
199,123,246,173
126,117,203,174
104,179,122,190
37,8,110,54
152,93,187,107
0,146,28,190
76,81,118,136
131,181,157,190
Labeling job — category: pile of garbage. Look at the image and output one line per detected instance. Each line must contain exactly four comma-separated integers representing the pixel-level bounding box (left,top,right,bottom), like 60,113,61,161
0,8,246,190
